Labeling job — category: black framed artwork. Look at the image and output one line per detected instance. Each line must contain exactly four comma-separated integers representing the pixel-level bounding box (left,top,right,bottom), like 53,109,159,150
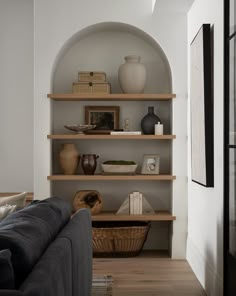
190,24,214,187
224,1,236,294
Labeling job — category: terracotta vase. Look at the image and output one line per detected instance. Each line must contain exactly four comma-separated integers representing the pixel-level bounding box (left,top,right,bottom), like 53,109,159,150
118,55,146,94
59,143,79,175
141,106,161,135
81,154,99,175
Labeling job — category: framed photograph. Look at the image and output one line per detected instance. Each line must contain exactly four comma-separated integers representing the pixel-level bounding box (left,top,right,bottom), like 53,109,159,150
141,154,160,175
85,106,120,131
190,24,214,187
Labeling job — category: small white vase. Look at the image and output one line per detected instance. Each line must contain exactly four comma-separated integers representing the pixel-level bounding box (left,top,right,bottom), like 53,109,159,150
118,55,146,94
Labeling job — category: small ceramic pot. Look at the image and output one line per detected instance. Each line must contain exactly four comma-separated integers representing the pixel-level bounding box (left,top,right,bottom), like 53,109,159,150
81,154,99,175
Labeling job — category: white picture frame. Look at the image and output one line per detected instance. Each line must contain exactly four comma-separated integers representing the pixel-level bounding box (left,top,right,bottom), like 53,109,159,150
141,154,160,175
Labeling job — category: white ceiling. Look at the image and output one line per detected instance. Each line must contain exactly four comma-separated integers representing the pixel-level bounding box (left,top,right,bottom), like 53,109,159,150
154,0,195,13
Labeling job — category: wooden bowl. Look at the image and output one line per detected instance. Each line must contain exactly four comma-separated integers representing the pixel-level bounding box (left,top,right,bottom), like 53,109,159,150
73,190,103,215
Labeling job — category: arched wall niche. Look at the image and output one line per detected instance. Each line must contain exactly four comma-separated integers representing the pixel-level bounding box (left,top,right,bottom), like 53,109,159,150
51,22,173,94
49,22,175,252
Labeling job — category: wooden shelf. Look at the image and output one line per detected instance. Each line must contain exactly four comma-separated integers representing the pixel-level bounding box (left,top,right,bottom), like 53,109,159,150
47,93,176,101
47,134,176,140
47,174,176,181
92,211,176,221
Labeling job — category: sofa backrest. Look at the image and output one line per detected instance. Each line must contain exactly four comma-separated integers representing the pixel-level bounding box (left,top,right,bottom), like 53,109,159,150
0,197,71,288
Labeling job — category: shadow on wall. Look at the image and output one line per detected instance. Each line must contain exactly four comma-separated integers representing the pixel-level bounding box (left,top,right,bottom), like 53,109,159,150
204,220,223,296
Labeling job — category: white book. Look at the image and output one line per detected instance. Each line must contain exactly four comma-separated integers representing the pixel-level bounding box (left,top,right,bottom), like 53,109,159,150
133,191,140,214
110,131,142,135
139,192,143,214
129,193,134,214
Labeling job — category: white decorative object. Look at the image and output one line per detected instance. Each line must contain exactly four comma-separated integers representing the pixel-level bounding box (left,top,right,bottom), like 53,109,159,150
155,122,163,135
118,55,146,94
116,193,155,215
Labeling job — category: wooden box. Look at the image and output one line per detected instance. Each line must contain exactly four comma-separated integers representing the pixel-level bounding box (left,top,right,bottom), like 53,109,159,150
78,71,106,82
72,82,111,94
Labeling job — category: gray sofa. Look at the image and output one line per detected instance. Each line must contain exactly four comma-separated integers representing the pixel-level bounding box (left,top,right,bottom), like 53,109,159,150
0,197,92,296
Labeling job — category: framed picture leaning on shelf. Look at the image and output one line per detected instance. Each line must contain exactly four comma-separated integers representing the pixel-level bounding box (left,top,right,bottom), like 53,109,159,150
141,154,160,175
85,105,120,131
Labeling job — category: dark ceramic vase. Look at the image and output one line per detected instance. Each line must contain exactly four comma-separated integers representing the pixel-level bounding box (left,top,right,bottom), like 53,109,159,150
141,106,161,135
81,154,99,175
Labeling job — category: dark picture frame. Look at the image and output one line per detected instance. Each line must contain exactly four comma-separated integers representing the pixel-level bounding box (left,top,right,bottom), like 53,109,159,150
85,106,120,131
190,24,214,187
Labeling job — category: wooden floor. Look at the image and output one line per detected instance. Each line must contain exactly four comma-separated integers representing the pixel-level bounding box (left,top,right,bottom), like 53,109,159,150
93,252,206,296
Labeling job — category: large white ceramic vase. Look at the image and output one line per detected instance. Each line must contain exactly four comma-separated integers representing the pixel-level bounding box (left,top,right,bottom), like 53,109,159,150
118,55,146,94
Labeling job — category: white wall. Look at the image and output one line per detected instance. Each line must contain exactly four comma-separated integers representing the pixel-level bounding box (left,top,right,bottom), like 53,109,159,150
187,0,224,295
0,0,33,192
151,7,188,259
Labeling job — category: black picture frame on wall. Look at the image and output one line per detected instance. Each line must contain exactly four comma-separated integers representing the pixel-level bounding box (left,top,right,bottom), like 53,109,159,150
190,23,214,187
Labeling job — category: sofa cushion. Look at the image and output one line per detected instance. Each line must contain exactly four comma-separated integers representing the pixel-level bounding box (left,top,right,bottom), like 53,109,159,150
0,205,17,222
0,197,71,287
0,192,27,210
0,249,15,289
19,237,72,296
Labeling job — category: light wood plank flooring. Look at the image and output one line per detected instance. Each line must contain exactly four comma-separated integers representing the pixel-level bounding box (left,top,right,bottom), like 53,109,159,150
93,253,206,296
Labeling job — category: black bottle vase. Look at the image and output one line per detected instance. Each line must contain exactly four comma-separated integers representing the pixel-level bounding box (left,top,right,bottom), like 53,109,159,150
141,106,161,135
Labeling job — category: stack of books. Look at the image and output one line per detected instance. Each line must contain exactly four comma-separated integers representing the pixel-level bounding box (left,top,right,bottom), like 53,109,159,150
129,191,143,214
92,275,113,296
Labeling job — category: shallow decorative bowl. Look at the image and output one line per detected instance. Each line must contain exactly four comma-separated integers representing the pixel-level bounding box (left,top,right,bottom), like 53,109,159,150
101,164,138,174
64,124,96,134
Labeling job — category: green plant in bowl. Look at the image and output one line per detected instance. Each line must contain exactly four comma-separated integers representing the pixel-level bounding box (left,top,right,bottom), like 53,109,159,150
103,160,136,165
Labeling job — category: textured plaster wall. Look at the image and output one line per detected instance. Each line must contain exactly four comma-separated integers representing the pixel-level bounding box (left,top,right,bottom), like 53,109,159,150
187,0,224,294
0,0,33,192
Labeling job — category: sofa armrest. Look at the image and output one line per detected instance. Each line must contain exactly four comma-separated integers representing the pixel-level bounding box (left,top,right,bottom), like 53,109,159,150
58,208,92,296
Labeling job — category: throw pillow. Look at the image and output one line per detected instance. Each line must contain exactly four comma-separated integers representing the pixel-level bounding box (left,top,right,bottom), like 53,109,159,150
0,249,15,289
0,192,27,209
0,205,17,221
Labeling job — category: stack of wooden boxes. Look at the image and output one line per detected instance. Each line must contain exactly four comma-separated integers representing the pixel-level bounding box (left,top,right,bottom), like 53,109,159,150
72,71,111,94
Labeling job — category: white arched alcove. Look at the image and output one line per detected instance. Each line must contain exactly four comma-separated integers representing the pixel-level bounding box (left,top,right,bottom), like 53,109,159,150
50,22,175,253
33,0,188,259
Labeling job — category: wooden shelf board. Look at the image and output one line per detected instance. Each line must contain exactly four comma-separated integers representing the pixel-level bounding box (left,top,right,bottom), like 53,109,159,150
47,174,176,181
47,134,176,140
137,250,170,258
47,93,176,101
92,211,176,221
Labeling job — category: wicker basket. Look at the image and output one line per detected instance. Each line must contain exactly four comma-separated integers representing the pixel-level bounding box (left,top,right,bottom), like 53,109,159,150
92,221,150,257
